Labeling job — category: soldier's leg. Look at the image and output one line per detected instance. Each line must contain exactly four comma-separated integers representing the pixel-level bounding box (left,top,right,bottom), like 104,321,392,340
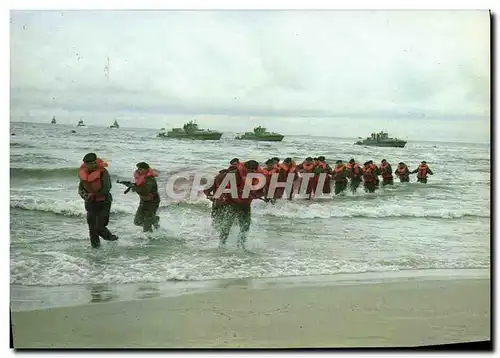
214,205,235,246
334,181,343,195
134,201,145,227
96,202,117,241
86,207,100,248
237,205,252,249
142,200,160,232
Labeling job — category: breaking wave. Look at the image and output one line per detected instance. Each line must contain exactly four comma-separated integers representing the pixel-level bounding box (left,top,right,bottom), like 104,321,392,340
10,198,136,218
10,142,36,149
11,167,78,179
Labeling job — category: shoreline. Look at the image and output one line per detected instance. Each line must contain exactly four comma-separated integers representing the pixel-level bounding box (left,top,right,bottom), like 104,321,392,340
11,276,490,348
11,268,489,312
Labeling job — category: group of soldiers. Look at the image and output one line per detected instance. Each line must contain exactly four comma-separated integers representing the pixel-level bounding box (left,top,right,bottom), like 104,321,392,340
77,152,433,250
78,152,160,248
202,156,434,250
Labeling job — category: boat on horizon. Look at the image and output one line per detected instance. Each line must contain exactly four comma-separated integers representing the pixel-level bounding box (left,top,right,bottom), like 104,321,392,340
354,131,406,148
235,126,284,142
158,121,222,140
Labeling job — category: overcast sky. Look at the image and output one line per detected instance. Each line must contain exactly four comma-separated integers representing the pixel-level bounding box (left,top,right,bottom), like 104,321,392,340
9,10,490,140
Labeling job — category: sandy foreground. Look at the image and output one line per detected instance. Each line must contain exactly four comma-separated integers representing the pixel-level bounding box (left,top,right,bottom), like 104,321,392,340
11,278,490,348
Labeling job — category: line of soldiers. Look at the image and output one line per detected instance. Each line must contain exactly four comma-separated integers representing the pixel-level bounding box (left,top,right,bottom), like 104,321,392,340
78,152,161,248
255,156,433,196
77,152,433,250
203,157,434,250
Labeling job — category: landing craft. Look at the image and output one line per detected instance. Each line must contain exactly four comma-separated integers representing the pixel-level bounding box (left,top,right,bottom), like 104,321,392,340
354,131,406,148
109,119,119,129
158,121,222,140
235,126,284,142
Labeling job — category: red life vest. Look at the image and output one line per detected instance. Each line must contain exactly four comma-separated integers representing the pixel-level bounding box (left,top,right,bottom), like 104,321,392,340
261,167,278,186
230,165,261,204
363,166,376,183
134,168,158,201
134,168,158,186
380,162,393,179
417,164,428,178
316,161,329,174
280,161,296,173
212,171,231,204
333,165,346,181
397,165,408,176
346,163,360,177
78,158,108,201
301,162,314,173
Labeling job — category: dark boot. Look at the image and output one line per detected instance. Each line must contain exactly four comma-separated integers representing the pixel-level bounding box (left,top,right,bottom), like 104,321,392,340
100,227,118,241
90,234,100,248
153,216,160,229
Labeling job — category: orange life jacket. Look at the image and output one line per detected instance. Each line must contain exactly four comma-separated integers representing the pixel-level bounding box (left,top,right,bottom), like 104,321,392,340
346,163,360,178
134,168,158,186
211,171,231,204
232,165,264,204
134,168,158,201
78,158,108,201
397,165,408,176
363,166,376,183
301,162,314,173
280,161,296,173
262,167,278,177
333,165,346,181
417,164,428,178
316,161,329,174
380,162,393,179
261,167,277,186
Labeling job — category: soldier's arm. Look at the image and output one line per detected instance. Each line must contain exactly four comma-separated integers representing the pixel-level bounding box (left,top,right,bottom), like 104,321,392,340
135,177,155,196
428,168,434,175
78,181,87,199
410,169,418,174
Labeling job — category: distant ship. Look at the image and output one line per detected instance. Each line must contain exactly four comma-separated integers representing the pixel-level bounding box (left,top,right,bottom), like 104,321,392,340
235,126,284,142
77,119,85,127
109,119,119,129
355,131,406,148
51,116,56,124
158,121,222,140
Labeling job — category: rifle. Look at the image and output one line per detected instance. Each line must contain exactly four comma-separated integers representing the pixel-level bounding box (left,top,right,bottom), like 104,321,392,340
116,180,135,194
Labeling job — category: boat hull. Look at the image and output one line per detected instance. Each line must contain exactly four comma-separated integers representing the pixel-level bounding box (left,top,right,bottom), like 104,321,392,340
236,135,284,142
355,140,406,148
160,132,223,140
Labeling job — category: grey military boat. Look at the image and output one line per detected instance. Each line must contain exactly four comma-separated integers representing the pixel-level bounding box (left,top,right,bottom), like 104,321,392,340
355,131,407,148
235,126,284,142
158,121,222,140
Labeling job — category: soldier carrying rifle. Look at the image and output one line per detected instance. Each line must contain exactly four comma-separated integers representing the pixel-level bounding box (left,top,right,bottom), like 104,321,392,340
118,162,160,232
